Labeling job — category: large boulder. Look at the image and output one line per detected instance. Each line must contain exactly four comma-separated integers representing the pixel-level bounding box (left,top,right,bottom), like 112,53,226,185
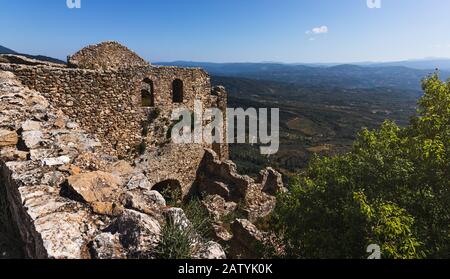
164,208,193,231
107,160,137,180
193,241,226,259
126,173,152,190
21,120,42,131
21,131,43,149
259,167,287,195
229,219,265,259
124,189,166,215
89,233,126,259
107,209,161,258
65,171,124,216
42,156,71,167
0,148,28,161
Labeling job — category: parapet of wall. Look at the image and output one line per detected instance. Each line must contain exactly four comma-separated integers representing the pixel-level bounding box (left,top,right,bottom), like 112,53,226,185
0,54,65,67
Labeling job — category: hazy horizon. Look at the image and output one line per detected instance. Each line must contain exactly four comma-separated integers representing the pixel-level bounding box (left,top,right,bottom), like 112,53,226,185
4,42,450,66
1,0,450,63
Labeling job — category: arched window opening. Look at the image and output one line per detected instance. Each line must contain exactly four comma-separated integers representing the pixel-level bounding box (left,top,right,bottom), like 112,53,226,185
141,78,154,107
172,79,184,103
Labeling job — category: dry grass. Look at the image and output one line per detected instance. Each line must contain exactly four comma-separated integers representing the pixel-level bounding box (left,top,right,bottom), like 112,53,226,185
286,117,321,137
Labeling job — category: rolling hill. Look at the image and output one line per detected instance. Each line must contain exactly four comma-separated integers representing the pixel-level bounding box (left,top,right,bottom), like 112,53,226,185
210,76,420,178
365,58,450,70
157,61,450,91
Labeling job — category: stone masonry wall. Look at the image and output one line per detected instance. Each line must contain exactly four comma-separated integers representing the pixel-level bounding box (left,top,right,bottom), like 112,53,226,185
0,63,142,158
146,66,212,111
0,62,218,160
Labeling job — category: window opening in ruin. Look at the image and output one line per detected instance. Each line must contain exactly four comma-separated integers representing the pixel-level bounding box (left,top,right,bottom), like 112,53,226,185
172,79,184,103
141,78,154,107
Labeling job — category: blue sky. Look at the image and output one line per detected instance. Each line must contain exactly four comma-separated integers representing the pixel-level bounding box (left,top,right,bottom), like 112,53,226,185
1,0,450,63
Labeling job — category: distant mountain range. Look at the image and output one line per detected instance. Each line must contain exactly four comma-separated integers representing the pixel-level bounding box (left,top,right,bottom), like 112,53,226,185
360,59,450,70
0,45,65,64
156,61,450,91
157,58,450,71
2,44,448,91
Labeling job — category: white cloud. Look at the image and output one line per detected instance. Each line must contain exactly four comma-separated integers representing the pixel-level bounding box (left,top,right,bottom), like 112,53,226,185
305,26,328,41
311,26,328,34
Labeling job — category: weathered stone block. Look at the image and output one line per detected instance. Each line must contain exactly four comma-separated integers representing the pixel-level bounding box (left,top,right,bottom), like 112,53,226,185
0,129,18,147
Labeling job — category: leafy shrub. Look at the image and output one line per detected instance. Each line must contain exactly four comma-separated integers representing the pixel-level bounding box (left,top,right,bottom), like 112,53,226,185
155,184,214,241
158,187,182,207
153,196,215,258
269,74,449,259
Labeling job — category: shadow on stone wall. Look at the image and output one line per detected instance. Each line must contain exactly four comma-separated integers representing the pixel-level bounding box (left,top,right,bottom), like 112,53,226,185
0,172,24,259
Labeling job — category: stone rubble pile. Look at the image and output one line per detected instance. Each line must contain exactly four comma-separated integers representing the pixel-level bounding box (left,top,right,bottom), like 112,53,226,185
67,41,150,70
196,149,287,258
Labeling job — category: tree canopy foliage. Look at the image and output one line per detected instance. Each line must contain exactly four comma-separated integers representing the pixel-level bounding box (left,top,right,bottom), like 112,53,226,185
271,74,449,259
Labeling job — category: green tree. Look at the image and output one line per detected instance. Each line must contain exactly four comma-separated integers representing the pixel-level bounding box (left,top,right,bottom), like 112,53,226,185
270,74,449,259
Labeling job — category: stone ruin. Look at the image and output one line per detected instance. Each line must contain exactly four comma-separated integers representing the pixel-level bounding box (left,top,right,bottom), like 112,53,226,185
0,42,286,259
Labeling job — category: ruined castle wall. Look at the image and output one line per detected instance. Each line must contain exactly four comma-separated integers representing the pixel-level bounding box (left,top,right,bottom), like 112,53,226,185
211,86,229,160
0,53,229,197
0,63,143,157
0,71,227,259
0,62,215,160
145,66,212,112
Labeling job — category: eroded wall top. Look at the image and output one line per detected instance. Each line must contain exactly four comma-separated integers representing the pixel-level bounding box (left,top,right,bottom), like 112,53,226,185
67,41,150,70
